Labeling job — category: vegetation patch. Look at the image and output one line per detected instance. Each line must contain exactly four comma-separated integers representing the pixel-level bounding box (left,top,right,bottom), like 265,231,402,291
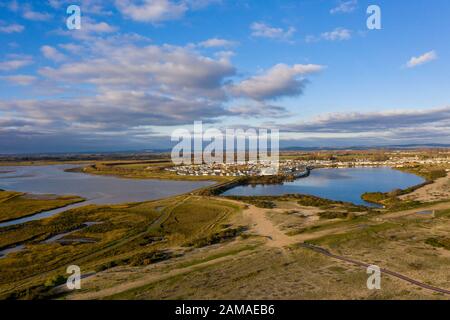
0,191,84,223
318,211,353,220
128,250,180,266
227,194,367,214
362,191,423,210
187,226,248,248
425,237,450,250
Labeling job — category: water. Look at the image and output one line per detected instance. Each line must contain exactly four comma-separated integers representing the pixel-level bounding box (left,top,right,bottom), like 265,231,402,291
0,165,214,227
223,167,425,206
0,222,102,259
0,245,25,259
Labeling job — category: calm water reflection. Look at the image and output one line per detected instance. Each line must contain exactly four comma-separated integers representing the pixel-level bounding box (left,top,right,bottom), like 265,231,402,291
0,165,214,227
223,167,425,206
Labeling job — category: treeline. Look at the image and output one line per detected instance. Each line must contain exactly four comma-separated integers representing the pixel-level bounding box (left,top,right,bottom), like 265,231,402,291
361,167,447,210
226,194,367,211
199,175,298,196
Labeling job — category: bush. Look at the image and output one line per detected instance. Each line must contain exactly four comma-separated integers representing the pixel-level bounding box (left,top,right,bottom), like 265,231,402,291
318,211,349,220
425,237,450,250
95,260,120,272
44,274,66,287
187,226,248,248
129,250,176,266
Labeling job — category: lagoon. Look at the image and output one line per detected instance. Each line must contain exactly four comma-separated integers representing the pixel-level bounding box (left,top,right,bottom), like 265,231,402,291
223,167,425,206
0,165,214,227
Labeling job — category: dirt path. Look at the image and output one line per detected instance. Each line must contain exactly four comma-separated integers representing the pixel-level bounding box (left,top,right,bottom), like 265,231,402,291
68,197,450,299
300,243,450,296
217,198,297,248
401,173,450,202
67,249,253,300
241,205,297,247
381,201,450,219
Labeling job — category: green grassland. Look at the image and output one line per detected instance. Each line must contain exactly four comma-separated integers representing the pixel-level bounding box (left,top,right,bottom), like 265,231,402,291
0,191,84,223
361,165,448,210
2,190,450,300
1,159,450,300
98,207,450,300
226,194,368,212
63,193,450,300
75,161,232,183
0,195,243,299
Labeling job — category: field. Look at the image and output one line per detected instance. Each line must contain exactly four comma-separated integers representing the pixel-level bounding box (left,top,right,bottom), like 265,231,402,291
1,154,450,300
63,196,450,300
75,161,232,182
0,195,243,299
0,191,84,223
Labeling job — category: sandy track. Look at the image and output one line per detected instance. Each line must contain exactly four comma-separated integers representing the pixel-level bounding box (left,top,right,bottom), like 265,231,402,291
401,173,450,202
218,198,357,248
67,249,253,300
241,205,297,247
69,197,450,300
381,201,450,219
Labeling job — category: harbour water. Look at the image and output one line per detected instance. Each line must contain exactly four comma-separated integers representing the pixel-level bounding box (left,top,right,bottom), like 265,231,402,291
223,167,425,206
0,165,214,227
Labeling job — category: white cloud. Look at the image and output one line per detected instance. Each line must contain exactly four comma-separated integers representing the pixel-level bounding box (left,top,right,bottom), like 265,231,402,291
41,45,67,62
6,0,20,12
198,38,237,48
52,17,117,41
0,39,238,136
58,43,84,54
83,19,117,33
0,56,33,71
2,74,36,85
230,63,324,101
306,28,352,42
115,0,188,23
282,106,450,137
22,6,52,21
406,50,437,68
330,0,358,14
250,22,295,40
229,101,291,119
187,0,221,9
321,28,352,41
0,23,24,33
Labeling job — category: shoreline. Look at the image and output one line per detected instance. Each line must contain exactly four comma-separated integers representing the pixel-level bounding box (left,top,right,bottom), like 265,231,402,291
0,164,438,229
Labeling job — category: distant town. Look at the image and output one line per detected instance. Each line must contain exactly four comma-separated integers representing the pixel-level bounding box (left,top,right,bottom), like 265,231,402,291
165,161,309,177
166,153,450,177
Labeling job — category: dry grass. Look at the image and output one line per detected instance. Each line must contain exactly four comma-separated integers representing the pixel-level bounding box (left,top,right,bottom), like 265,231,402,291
0,191,84,222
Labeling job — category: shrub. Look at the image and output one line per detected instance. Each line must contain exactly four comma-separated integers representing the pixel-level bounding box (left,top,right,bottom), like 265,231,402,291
44,274,66,287
425,237,450,250
187,226,248,248
318,211,349,220
129,250,176,266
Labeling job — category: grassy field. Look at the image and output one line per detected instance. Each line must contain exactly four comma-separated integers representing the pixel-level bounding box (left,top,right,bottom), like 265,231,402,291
1,160,450,300
77,206,450,300
0,191,84,223
75,161,232,183
0,195,243,299
55,193,450,300
2,192,450,300
361,165,449,210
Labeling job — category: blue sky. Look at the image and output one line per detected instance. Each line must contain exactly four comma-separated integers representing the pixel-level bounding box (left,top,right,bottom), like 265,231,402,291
0,0,449,153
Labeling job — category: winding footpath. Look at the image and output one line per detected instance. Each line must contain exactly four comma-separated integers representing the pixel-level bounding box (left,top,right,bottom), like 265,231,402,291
299,243,450,296
221,198,450,296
